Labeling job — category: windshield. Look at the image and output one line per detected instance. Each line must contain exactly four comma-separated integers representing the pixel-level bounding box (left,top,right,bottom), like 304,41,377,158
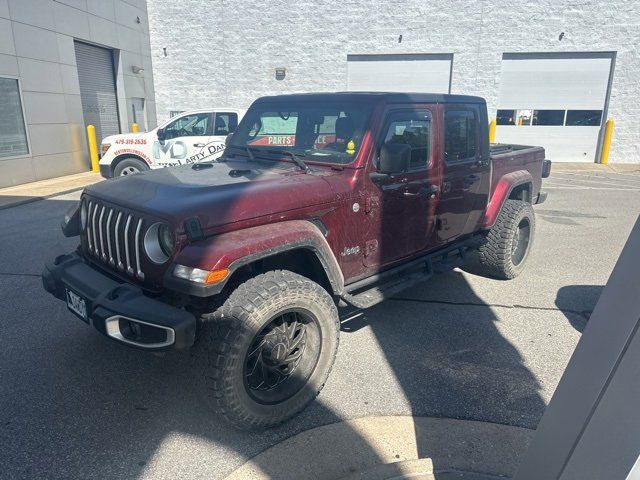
229,100,373,165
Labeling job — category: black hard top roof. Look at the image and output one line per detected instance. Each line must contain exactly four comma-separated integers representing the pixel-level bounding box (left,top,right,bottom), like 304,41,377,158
254,91,485,105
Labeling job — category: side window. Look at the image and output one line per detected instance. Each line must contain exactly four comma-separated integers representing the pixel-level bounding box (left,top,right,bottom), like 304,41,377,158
444,109,477,162
214,112,238,136
382,111,432,170
164,113,210,139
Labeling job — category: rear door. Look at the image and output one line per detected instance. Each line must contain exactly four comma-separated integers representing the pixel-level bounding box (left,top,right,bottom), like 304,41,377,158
436,105,490,242
364,106,440,267
206,111,239,159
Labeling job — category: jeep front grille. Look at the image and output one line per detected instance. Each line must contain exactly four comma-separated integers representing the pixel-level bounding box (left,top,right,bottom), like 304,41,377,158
84,199,146,281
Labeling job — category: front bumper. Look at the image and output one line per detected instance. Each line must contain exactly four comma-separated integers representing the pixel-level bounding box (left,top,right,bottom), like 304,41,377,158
99,163,113,179
42,250,196,350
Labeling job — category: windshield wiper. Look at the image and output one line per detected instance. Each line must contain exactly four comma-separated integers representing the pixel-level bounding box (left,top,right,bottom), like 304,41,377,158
282,150,310,173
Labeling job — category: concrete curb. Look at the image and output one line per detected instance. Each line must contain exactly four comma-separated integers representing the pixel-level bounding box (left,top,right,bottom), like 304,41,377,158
224,416,534,480
340,459,507,480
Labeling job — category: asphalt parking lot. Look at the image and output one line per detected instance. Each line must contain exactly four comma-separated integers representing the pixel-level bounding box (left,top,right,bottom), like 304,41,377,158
1,169,639,479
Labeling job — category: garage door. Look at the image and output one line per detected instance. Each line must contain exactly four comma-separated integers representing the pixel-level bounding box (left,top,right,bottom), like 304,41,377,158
347,54,452,93
74,41,120,143
495,52,614,162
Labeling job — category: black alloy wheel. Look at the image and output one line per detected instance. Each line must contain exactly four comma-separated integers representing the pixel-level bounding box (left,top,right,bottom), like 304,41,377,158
244,309,321,405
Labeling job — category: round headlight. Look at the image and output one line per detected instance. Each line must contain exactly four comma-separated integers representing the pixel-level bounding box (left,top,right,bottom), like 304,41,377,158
159,223,175,257
144,223,175,264
80,201,87,230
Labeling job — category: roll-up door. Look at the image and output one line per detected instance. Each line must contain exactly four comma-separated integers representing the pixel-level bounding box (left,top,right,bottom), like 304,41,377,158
347,54,452,93
495,52,614,163
74,41,120,143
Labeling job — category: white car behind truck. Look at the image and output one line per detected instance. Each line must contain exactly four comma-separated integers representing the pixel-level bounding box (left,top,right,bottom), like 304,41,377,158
99,108,246,177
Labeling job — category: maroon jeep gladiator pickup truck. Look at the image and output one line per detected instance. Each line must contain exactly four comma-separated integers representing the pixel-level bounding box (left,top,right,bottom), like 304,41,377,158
44,92,550,429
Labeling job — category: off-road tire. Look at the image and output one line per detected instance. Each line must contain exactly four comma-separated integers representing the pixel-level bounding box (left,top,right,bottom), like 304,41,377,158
113,157,149,177
473,199,535,279
193,270,340,430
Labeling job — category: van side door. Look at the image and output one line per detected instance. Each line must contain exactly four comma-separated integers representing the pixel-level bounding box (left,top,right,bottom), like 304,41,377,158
435,105,490,243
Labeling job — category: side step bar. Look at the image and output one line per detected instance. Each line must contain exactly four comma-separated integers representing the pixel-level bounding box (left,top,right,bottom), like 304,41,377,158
339,236,479,310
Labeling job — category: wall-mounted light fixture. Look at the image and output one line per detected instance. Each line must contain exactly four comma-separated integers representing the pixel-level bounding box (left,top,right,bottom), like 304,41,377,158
275,67,286,80
132,65,144,74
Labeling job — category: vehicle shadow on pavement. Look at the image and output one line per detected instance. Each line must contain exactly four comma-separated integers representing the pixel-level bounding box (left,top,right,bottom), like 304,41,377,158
554,284,603,332
1,195,546,479
355,270,547,460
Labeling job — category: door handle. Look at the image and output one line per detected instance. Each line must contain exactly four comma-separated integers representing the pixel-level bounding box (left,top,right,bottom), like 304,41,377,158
194,143,206,148
403,185,440,198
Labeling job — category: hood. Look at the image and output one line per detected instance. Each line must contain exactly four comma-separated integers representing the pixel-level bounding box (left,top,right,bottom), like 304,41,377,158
84,160,338,232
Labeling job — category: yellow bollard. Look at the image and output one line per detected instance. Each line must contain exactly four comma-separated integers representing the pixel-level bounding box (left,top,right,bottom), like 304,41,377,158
86,124,99,172
131,123,139,133
489,119,496,143
600,119,614,165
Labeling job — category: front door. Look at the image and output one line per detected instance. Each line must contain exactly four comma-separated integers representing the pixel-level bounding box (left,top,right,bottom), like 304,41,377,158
152,112,213,166
436,106,490,243
364,107,440,267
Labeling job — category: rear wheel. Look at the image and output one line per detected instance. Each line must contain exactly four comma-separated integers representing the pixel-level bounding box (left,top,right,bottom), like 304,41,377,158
113,157,149,177
473,199,535,279
194,270,339,430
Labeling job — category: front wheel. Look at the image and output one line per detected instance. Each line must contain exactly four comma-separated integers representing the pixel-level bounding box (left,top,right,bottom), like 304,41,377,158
113,157,149,177
473,199,535,279
194,270,340,430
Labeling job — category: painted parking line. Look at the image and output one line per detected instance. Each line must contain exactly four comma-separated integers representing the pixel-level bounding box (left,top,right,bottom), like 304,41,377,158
552,177,640,188
552,172,640,187
544,185,640,191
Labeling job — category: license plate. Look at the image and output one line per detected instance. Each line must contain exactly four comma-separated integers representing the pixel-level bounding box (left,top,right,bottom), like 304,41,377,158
66,288,88,323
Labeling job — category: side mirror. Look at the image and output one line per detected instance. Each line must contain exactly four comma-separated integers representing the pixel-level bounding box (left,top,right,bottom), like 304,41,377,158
156,128,166,142
378,143,411,174
225,133,233,146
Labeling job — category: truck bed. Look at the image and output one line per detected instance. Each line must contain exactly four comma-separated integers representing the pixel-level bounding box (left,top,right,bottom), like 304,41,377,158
489,143,546,201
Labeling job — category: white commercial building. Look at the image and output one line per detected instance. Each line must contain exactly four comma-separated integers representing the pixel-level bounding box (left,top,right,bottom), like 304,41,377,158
148,0,640,164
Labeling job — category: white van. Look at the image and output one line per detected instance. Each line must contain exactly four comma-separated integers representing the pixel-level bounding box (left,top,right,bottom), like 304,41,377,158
98,108,246,177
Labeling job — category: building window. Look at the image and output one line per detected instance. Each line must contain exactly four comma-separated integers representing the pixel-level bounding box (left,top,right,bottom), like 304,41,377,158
0,78,29,158
169,110,185,118
444,109,477,162
496,109,516,126
532,110,565,126
566,110,602,127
